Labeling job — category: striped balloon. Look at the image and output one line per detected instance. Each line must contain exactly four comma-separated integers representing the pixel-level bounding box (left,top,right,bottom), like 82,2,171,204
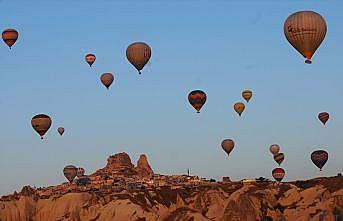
273,153,285,165
311,150,328,171
318,112,329,125
272,168,285,182
2,29,18,49
188,90,207,113
63,165,77,183
85,54,96,67
284,11,327,64
100,73,114,89
126,42,151,74
31,114,52,140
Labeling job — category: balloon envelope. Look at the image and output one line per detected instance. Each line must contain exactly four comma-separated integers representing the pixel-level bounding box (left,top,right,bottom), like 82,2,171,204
31,114,52,139
284,11,327,64
2,29,18,49
242,90,253,102
234,102,245,116
85,54,96,67
272,168,285,182
126,42,151,74
57,127,65,136
318,112,329,125
63,165,77,183
274,153,285,165
269,144,280,155
100,73,114,89
221,139,235,157
76,168,85,178
188,90,207,113
311,150,328,170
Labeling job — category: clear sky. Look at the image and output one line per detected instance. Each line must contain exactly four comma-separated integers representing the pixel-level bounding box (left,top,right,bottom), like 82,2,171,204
0,1,342,195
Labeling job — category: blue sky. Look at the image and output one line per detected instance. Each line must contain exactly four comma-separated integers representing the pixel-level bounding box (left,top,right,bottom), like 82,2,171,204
0,1,342,195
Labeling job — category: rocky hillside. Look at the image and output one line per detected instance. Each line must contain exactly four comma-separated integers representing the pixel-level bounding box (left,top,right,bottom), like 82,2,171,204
0,153,342,221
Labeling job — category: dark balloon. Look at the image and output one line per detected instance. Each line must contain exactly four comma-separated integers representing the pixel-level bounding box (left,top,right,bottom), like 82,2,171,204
242,90,253,102
221,139,235,157
269,144,280,155
63,165,77,183
85,54,96,67
318,112,329,125
57,127,65,136
188,90,207,113
2,29,18,49
100,73,114,89
126,42,151,74
311,150,328,171
31,114,52,140
274,153,285,165
272,167,285,182
284,11,327,64
234,102,245,116
76,168,85,178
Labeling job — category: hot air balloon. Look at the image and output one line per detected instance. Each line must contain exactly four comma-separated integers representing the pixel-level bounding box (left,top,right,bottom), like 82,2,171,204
2,29,18,49
126,42,151,74
188,90,207,113
284,11,327,64
63,165,77,183
274,153,284,165
85,54,96,67
234,102,245,116
221,139,235,157
31,114,52,139
269,144,280,155
311,150,328,171
100,73,114,89
272,168,285,182
76,167,85,178
318,112,329,125
242,90,253,102
57,127,65,136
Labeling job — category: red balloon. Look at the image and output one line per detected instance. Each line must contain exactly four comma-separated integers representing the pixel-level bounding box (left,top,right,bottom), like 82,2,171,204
311,150,328,171
272,168,285,182
188,90,206,113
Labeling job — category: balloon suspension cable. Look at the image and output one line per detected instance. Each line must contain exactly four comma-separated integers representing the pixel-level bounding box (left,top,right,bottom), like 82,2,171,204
305,59,312,64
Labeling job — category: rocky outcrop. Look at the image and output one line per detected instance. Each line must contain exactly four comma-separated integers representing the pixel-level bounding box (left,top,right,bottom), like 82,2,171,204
135,154,154,178
106,152,134,170
1,176,342,221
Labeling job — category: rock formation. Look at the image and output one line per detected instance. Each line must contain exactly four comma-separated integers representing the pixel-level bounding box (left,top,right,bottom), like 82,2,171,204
135,154,154,178
0,152,342,221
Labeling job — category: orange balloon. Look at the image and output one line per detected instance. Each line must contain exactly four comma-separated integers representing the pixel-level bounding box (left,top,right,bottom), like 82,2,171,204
284,11,327,64
234,102,245,116
100,73,114,89
242,90,252,102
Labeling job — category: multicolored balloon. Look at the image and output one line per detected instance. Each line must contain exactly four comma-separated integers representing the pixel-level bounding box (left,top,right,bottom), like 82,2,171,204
126,42,151,74
31,114,52,140
311,150,328,171
272,167,285,182
188,90,207,113
100,73,114,89
318,112,329,125
221,139,235,157
234,102,245,116
63,165,77,183
2,29,18,49
274,153,285,165
284,11,327,64
242,90,253,102
269,144,280,155
85,54,96,67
